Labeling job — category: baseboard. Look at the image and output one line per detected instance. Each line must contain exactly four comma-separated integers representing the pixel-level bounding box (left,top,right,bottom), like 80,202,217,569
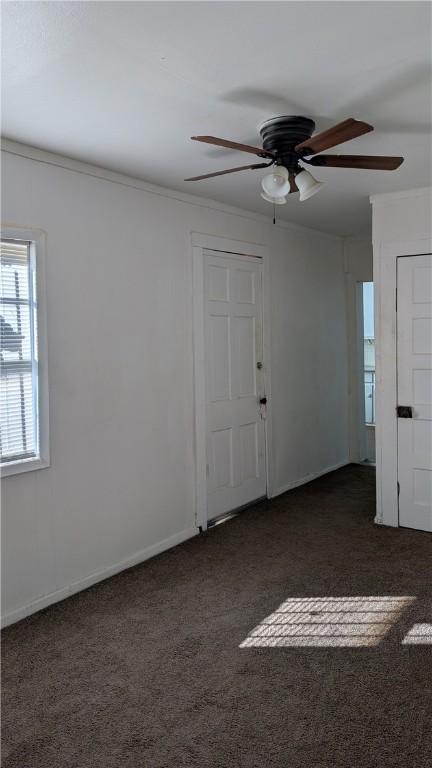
1,526,198,628
270,460,350,498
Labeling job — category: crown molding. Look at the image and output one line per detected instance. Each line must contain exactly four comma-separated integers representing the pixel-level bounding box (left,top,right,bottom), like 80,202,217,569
1,137,340,241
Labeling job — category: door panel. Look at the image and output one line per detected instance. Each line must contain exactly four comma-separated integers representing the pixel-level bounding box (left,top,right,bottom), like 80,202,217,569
208,264,229,301
208,314,230,400
239,422,259,483
397,254,432,531
205,250,266,521
233,268,255,304
210,428,233,490
231,316,256,397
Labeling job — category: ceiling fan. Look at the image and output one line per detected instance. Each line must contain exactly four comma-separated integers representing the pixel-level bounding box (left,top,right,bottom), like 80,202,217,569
185,116,404,204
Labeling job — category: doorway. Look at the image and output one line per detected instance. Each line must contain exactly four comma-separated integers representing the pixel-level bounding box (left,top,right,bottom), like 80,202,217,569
192,234,271,530
355,281,376,464
204,249,267,521
362,281,376,463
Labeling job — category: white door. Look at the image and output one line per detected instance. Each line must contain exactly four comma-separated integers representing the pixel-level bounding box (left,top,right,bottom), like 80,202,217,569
397,254,432,531
204,250,267,521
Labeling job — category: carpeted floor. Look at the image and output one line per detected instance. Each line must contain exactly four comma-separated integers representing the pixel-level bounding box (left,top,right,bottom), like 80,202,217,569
2,464,432,767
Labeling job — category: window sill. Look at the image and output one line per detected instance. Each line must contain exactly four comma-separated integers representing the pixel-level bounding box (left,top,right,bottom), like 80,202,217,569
1,456,50,478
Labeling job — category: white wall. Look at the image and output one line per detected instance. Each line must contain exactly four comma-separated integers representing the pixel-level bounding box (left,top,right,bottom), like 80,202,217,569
1,142,349,625
343,236,374,462
371,187,432,526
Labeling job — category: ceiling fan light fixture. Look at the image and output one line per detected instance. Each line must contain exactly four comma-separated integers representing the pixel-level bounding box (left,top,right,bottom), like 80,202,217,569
261,166,290,198
295,169,324,202
260,190,287,205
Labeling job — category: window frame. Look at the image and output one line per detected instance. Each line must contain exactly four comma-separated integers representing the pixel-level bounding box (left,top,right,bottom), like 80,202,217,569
0,226,50,477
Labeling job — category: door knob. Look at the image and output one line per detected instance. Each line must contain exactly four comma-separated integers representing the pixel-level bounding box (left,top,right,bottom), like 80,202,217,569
259,397,267,405
397,405,413,418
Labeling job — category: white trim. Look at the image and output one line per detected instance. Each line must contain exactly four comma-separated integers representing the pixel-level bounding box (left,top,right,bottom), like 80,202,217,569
271,461,350,498
0,456,50,478
1,138,337,239
1,526,198,627
191,233,272,531
192,243,207,530
191,232,268,258
0,225,50,478
373,236,432,526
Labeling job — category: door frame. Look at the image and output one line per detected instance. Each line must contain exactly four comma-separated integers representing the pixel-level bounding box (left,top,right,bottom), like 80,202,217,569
373,236,432,527
191,232,273,531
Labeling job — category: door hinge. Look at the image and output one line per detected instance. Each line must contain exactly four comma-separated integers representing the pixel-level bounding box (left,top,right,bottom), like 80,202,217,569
397,481,400,497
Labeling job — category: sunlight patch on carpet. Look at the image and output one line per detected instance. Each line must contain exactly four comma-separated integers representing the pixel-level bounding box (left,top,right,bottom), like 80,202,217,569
402,623,432,645
240,596,416,648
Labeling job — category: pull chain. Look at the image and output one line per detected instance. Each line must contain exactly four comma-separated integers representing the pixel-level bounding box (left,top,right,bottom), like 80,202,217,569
273,202,276,225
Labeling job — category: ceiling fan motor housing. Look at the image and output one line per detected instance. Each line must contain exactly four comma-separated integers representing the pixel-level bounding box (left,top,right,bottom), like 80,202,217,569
259,116,315,171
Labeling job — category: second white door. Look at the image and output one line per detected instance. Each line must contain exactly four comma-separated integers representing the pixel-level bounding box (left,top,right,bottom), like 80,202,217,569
397,253,432,532
204,250,267,521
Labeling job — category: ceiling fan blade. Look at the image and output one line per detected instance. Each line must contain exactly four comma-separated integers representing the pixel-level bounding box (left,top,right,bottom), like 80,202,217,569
191,135,274,158
185,162,272,181
306,154,404,170
295,118,374,155
288,173,298,193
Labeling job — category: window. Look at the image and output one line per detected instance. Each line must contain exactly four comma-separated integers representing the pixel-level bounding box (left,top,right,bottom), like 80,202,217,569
0,231,49,475
362,282,375,425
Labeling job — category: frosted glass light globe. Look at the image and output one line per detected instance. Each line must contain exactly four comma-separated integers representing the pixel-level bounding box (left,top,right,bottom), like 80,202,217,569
261,190,287,205
261,166,290,198
295,170,324,202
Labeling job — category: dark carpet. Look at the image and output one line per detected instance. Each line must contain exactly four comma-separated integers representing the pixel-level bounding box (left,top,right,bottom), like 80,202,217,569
2,465,432,768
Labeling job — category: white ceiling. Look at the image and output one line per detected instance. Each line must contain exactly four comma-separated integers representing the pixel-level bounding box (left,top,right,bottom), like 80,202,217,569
2,1,431,235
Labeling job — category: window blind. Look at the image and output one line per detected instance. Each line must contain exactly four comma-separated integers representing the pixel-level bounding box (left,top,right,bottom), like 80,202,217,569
0,239,39,464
